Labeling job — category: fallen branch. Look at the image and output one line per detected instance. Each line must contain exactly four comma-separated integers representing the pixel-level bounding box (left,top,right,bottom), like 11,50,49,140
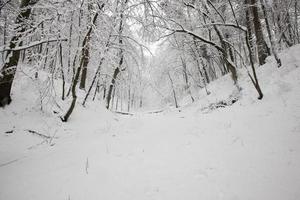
147,110,164,114
25,129,52,139
201,96,239,113
5,130,14,134
114,111,134,116
0,158,21,168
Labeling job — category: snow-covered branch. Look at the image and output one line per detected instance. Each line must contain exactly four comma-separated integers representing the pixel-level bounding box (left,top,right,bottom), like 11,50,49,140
0,38,67,53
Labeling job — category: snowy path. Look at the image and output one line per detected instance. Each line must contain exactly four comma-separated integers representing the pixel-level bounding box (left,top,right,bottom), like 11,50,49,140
1,40,300,200
1,99,300,200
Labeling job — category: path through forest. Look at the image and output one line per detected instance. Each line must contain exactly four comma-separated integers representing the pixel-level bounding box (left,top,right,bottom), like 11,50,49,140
1,97,300,200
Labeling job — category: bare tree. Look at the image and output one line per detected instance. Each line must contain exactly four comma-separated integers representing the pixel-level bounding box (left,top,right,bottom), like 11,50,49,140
0,0,38,107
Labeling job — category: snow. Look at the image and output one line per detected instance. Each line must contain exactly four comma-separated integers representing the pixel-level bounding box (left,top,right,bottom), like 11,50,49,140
1,45,300,200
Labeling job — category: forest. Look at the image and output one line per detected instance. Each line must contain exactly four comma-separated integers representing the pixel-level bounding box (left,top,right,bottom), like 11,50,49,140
0,0,300,199
0,0,298,118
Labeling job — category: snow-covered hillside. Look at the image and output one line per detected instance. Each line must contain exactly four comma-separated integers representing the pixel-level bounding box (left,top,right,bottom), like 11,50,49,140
1,45,300,200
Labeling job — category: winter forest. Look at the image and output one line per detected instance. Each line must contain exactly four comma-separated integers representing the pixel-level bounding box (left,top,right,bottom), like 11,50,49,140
0,0,300,199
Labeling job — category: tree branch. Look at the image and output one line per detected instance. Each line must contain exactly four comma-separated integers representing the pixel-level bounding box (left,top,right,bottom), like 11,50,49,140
0,38,67,53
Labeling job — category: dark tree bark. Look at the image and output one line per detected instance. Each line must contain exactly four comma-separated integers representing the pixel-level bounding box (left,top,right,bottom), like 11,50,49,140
61,62,81,122
59,42,66,100
228,0,264,99
203,2,238,84
260,0,282,67
82,58,103,106
79,9,99,90
245,29,264,99
295,0,299,43
173,35,195,102
248,0,270,65
67,11,74,74
61,4,104,122
244,0,256,63
192,39,211,84
106,0,128,109
127,86,130,112
213,26,238,84
106,66,121,109
92,80,100,101
2,16,7,63
168,72,179,108
115,92,119,110
103,81,106,100
82,33,112,106
0,0,38,107
180,56,194,102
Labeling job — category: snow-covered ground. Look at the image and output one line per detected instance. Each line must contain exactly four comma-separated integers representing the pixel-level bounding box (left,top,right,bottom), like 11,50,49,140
1,45,300,200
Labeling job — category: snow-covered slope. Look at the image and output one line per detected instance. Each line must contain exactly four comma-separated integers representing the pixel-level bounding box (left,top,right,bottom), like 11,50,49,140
0,45,300,200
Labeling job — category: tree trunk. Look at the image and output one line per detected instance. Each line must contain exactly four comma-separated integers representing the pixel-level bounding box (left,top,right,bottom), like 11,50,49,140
245,0,256,64
229,0,264,99
245,30,264,99
250,0,270,65
92,80,100,101
61,63,81,122
115,91,119,111
2,15,7,63
213,25,238,84
168,72,179,108
59,43,66,100
61,4,104,122
106,0,128,109
106,67,120,109
0,0,38,107
295,0,299,43
82,58,103,106
67,11,74,74
127,86,130,112
260,0,282,67
79,11,99,90
82,33,112,106
180,56,194,102
204,1,238,84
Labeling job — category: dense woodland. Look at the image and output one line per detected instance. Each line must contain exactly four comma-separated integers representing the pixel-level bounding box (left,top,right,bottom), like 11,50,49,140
1,1,300,199
0,0,299,121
